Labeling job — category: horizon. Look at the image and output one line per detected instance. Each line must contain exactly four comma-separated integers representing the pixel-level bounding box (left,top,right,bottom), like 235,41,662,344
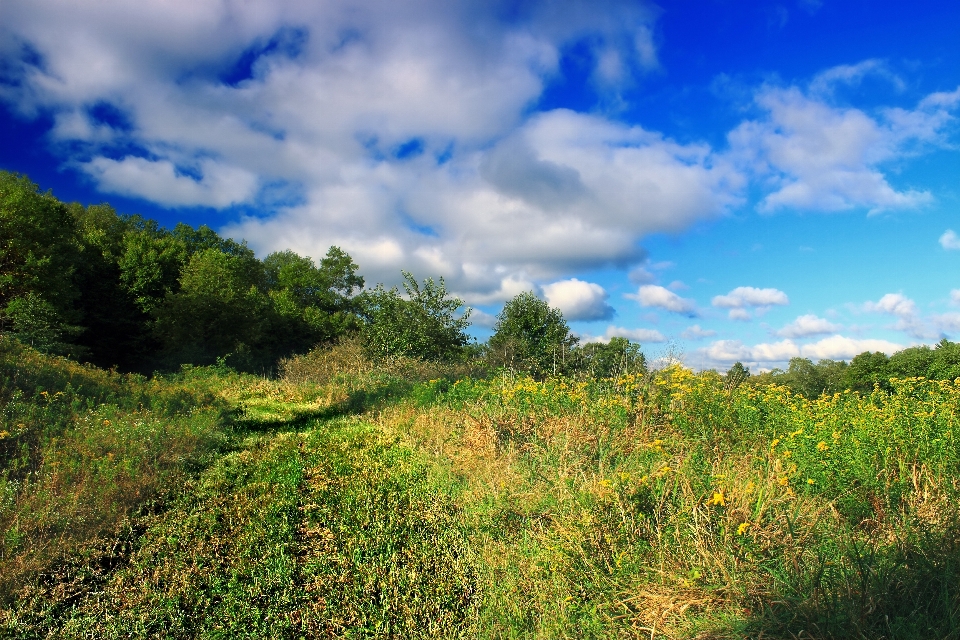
2,0,958,372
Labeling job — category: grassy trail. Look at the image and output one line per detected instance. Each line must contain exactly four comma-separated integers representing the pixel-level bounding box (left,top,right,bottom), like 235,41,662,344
5,400,483,638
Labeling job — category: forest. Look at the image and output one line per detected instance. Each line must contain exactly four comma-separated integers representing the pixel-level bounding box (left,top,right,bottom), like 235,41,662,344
4,170,960,392
3,170,960,638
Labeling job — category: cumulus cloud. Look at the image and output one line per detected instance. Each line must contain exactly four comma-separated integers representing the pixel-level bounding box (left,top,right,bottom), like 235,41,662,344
712,286,789,308
626,285,697,316
864,293,917,318
698,334,904,369
681,324,716,340
80,156,258,208
940,230,960,250
1,3,956,304
542,278,614,322
729,67,958,213
776,314,842,338
581,325,666,344
862,293,943,340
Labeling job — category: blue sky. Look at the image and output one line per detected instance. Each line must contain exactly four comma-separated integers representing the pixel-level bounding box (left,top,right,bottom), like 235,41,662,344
2,0,958,370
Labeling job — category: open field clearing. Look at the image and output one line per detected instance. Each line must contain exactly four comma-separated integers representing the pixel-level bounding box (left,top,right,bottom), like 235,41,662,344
3,338,960,638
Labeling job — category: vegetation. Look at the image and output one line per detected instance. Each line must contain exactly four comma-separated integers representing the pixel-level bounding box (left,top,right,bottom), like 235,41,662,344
4,170,960,637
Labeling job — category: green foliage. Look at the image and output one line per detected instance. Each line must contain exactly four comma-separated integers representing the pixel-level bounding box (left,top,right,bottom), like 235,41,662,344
263,246,364,356
572,336,646,378
725,360,750,389
361,271,472,362
155,248,271,368
487,291,578,378
0,172,80,310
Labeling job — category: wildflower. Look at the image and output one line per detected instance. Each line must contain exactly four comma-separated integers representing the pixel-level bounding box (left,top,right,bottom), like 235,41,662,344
832,431,840,441
817,441,829,452
103,419,111,426
737,522,751,535
744,481,756,494
707,490,725,507
770,438,781,449
807,478,815,485
778,477,789,486
782,450,792,458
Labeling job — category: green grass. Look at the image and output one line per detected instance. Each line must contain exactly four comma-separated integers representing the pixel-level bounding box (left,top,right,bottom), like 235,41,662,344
3,341,960,638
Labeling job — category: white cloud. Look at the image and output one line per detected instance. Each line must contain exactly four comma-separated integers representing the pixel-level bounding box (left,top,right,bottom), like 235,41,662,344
861,293,944,340
809,59,905,96
940,230,960,250
80,156,258,208
542,278,614,322
698,334,904,369
728,71,957,213
626,285,697,316
580,325,665,344
951,290,960,306
469,309,498,329
681,324,716,340
598,325,666,343
728,308,752,321
712,286,789,308
1,5,957,303
864,293,917,318
776,314,842,338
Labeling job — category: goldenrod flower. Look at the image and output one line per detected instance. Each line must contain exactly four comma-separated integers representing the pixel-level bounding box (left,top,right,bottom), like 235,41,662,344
817,441,829,452
737,522,751,535
707,490,725,507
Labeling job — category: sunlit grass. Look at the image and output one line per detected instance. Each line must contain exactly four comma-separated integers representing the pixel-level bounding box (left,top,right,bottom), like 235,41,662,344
3,339,960,638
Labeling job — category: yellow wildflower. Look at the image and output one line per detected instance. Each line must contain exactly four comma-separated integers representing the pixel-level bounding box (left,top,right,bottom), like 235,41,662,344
817,441,829,452
736,522,751,535
707,490,725,507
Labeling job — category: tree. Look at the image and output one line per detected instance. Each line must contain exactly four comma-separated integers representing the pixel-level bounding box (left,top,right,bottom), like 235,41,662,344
155,248,270,367
929,339,960,381
488,291,578,378
0,172,83,352
725,361,750,389
575,337,647,379
844,351,890,393
888,345,935,379
262,247,365,356
361,272,471,361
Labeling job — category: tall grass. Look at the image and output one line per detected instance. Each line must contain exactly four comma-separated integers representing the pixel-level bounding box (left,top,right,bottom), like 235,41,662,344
0,336,233,614
376,367,960,637
3,338,959,638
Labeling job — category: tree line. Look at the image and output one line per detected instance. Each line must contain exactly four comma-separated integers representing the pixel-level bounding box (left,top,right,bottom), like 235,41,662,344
5,169,960,390
731,341,960,398
0,171,645,378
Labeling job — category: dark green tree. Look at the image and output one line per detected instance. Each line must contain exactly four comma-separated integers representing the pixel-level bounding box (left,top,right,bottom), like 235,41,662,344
488,291,578,378
574,337,646,379
888,345,935,379
725,361,751,389
263,247,364,356
155,248,270,367
929,339,960,380
361,272,471,361
844,351,891,393
0,172,83,353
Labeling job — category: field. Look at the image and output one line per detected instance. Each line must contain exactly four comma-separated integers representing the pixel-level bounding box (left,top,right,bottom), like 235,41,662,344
2,337,960,638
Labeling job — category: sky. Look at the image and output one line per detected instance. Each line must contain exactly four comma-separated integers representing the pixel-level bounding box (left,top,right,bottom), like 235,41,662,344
1,0,959,371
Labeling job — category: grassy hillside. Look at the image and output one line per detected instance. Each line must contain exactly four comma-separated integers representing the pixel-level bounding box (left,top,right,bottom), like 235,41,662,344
3,339,960,638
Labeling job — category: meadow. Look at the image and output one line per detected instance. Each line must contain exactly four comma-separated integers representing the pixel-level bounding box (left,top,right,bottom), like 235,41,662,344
2,336,959,638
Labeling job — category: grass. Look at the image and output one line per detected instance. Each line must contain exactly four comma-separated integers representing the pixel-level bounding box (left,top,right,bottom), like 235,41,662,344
2,340,960,638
